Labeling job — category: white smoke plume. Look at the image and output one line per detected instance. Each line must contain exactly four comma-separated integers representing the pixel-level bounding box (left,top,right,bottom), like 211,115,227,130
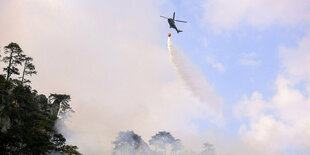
167,37,222,111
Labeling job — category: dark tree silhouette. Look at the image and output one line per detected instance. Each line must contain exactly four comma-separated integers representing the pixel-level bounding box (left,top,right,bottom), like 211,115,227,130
0,42,80,154
3,43,24,80
21,55,37,84
0,76,80,154
49,94,73,116
51,134,81,154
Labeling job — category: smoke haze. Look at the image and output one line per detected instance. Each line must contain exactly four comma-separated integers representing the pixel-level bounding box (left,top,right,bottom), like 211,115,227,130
0,0,223,154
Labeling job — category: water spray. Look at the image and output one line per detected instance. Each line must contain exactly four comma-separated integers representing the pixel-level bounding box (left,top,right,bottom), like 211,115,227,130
167,35,222,109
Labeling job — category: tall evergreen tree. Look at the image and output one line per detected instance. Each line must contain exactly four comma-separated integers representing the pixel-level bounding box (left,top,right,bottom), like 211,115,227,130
21,55,37,84
3,43,24,80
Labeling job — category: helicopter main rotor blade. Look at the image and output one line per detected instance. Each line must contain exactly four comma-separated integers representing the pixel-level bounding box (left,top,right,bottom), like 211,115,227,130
173,12,175,20
175,20,187,23
160,16,169,19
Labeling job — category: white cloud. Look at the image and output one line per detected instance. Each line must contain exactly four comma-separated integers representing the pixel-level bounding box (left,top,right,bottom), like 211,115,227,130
236,76,310,154
206,56,225,72
240,115,292,154
234,91,269,120
239,52,261,67
203,0,310,30
280,33,310,81
234,33,310,154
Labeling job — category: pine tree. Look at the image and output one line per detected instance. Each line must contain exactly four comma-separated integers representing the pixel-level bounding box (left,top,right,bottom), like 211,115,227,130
3,43,24,80
49,94,73,116
21,55,37,84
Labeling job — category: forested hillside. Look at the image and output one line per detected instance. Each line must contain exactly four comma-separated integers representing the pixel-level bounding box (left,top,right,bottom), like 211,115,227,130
0,42,80,155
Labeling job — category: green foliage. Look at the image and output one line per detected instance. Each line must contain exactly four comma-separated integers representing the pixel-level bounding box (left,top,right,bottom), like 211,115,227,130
3,43,24,80
0,42,80,154
1,43,37,85
52,134,81,155
0,68,80,154
0,75,12,96
21,55,37,84
49,94,74,115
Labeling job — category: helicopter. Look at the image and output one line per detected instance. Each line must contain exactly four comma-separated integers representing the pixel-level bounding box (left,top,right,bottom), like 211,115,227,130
160,12,187,33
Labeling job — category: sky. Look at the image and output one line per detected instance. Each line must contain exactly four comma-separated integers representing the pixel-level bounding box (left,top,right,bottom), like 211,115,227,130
0,0,310,154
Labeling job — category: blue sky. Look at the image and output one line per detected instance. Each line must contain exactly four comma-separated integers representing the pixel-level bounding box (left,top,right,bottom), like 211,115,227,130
1,0,310,154
160,0,310,154
161,0,305,101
